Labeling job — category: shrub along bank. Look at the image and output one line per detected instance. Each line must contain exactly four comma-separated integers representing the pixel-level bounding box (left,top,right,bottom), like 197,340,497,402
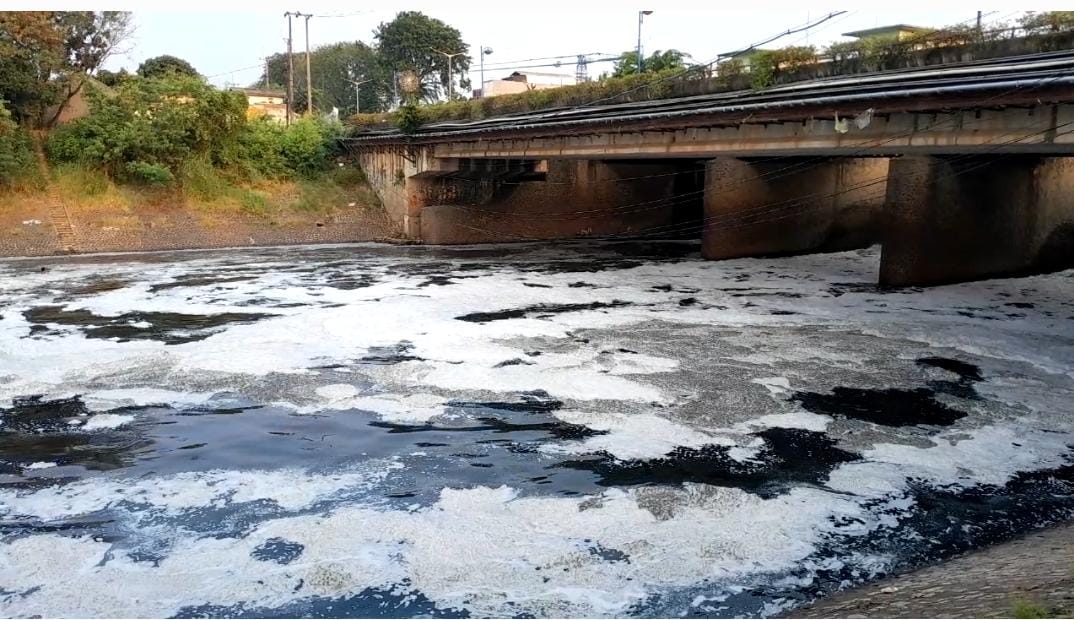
0,101,40,190
0,73,378,218
45,74,340,188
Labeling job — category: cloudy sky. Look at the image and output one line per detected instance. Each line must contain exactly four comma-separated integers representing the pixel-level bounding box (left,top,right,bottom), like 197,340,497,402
23,1,1029,89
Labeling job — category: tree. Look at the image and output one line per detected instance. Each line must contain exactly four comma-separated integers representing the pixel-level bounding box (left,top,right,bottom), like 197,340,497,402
96,67,132,88
374,11,470,102
55,12,131,74
314,41,389,115
264,41,389,115
0,12,65,123
1019,11,1074,35
612,49,687,77
0,11,132,125
45,11,133,127
137,54,199,79
0,99,38,188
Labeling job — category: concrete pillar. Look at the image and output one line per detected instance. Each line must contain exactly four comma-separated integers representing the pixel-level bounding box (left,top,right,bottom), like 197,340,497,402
352,148,459,241
879,156,1074,286
702,157,888,260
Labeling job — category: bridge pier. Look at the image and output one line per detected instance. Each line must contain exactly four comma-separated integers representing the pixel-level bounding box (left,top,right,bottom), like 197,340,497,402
701,157,888,260
879,156,1074,286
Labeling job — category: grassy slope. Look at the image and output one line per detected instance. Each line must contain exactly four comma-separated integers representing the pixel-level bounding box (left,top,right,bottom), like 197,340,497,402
45,163,388,226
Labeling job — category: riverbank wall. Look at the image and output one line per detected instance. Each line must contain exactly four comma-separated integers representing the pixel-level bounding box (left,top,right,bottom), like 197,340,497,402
0,194,399,258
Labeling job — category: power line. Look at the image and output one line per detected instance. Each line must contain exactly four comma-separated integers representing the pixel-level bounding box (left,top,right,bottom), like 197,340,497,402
481,52,610,69
313,10,370,18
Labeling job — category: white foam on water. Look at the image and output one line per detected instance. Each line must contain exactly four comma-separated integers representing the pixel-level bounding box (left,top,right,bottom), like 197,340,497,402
752,375,792,393
82,388,221,412
2,246,1072,417
1,245,1074,617
23,461,56,470
544,410,736,460
743,410,831,433
0,462,400,521
81,413,135,431
0,482,874,618
288,389,448,423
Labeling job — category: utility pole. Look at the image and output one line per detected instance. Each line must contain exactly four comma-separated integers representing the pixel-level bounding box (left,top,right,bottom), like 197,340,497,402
391,70,398,110
284,11,295,126
479,46,493,97
347,77,372,115
637,10,653,73
431,48,466,100
302,13,313,115
263,56,269,90
976,10,983,39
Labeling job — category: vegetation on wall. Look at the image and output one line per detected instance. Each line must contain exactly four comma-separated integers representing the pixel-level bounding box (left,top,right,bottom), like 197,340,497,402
350,67,688,132
612,49,688,77
349,9,1074,130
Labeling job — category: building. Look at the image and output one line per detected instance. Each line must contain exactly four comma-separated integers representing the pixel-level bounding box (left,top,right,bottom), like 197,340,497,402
480,71,575,97
230,88,288,124
841,24,931,41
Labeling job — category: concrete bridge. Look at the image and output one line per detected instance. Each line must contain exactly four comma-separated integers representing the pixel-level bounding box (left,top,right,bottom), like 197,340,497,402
345,51,1074,286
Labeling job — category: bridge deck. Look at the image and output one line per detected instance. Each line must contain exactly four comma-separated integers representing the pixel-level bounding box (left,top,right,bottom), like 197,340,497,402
346,51,1074,154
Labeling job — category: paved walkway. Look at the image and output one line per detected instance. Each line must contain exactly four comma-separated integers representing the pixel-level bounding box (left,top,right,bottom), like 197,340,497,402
787,523,1074,618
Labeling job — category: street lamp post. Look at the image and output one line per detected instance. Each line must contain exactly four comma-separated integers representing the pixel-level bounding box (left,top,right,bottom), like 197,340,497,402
431,48,467,100
479,46,493,97
346,78,373,115
637,10,653,73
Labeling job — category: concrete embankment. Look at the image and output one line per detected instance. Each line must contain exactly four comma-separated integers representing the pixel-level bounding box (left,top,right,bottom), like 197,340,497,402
787,522,1074,618
0,193,398,258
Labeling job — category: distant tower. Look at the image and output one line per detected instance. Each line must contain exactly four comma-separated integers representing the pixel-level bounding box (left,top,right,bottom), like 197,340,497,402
575,54,589,83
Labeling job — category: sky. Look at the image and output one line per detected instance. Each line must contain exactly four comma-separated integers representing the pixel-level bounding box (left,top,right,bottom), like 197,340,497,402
9,1,1034,89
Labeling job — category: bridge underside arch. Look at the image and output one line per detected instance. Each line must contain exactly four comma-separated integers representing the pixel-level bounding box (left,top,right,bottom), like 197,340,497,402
413,158,708,245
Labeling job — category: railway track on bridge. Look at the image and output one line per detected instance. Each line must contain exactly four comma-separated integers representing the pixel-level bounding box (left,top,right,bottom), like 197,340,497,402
347,50,1074,144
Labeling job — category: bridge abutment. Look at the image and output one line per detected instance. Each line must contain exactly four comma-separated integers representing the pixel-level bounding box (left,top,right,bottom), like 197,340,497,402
879,156,1074,286
701,157,888,260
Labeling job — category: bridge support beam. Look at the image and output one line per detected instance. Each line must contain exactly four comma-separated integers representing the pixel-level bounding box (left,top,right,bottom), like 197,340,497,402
879,156,1074,286
701,157,888,261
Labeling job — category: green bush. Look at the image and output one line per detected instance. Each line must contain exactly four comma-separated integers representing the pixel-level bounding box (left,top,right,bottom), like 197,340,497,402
179,157,229,199
237,118,287,178
749,51,777,89
122,160,174,186
45,74,340,186
53,163,110,196
0,101,40,189
238,189,269,214
396,102,423,133
279,117,334,177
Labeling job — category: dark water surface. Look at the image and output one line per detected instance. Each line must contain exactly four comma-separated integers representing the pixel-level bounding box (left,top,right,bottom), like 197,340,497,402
1,241,1073,617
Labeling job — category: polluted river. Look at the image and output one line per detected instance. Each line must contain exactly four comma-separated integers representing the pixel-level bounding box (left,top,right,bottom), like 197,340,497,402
1,241,1073,618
